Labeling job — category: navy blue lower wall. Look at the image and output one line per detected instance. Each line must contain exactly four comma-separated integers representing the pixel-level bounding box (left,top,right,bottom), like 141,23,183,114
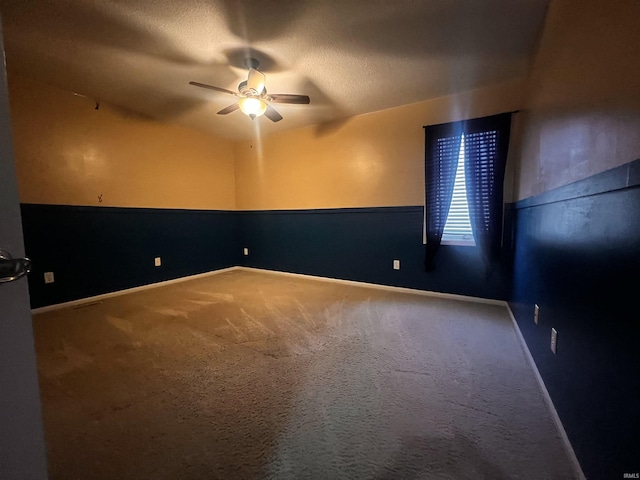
22,204,511,309
238,206,511,300
21,204,240,308
510,159,640,479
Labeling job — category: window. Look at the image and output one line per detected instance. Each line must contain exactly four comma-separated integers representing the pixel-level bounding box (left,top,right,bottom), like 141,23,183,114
423,113,512,271
441,135,475,246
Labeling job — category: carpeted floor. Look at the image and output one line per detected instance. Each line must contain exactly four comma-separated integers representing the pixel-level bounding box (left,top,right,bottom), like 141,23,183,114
33,269,578,479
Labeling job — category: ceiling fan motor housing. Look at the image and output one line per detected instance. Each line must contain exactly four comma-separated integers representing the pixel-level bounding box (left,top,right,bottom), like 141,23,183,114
238,80,265,97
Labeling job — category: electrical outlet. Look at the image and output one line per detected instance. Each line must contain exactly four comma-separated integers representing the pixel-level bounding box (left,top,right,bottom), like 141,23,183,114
534,304,540,325
551,328,558,354
393,259,400,270
154,257,161,267
44,272,55,284
243,248,249,256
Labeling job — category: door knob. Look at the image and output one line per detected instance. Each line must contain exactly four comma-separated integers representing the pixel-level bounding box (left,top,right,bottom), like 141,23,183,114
0,249,32,283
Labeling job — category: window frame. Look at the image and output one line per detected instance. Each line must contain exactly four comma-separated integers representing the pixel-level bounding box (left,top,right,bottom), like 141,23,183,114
423,134,476,247
423,112,512,270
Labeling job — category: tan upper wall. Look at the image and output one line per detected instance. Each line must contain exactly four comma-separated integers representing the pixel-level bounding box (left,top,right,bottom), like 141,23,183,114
8,74,236,210
513,0,640,200
235,80,523,210
12,2,638,210
9,72,525,212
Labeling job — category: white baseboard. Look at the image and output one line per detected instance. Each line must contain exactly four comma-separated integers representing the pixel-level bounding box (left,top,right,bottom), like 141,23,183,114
32,265,506,315
31,267,238,314
236,266,506,306
505,305,586,480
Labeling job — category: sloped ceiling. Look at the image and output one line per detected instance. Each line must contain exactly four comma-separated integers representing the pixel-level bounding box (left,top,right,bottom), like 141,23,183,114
0,0,549,140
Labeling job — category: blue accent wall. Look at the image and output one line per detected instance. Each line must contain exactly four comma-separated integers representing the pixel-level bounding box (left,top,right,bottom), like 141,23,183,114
510,158,640,479
20,205,240,308
21,204,511,308
238,206,511,300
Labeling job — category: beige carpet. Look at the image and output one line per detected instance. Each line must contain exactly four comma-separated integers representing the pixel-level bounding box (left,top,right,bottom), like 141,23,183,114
33,269,577,479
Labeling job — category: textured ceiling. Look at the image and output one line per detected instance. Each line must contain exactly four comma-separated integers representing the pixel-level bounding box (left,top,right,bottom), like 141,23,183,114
0,0,549,140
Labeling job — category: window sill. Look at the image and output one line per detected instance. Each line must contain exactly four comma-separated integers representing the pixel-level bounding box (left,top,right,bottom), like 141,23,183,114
441,239,476,247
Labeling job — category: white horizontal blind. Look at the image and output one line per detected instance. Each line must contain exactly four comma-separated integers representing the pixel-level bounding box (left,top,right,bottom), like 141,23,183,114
442,135,475,245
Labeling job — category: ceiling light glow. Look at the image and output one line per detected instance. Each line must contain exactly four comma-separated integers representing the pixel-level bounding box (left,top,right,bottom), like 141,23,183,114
239,97,267,119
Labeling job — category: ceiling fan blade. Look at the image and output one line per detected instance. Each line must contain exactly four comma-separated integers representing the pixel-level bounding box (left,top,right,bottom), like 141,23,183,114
247,68,266,95
217,103,240,115
268,94,310,104
189,81,238,96
264,104,283,122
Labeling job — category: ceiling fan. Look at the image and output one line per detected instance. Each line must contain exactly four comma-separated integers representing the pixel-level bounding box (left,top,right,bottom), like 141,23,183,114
189,58,310,122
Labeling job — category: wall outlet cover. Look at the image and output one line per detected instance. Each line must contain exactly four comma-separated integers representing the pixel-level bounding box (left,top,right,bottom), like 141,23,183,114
154,257,161,267
44,272,55,284
393,259,400,270
243,248,249,256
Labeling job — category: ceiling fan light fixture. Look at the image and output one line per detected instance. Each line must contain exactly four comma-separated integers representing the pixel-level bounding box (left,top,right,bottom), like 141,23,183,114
190,60,308,123
239,97,267,119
